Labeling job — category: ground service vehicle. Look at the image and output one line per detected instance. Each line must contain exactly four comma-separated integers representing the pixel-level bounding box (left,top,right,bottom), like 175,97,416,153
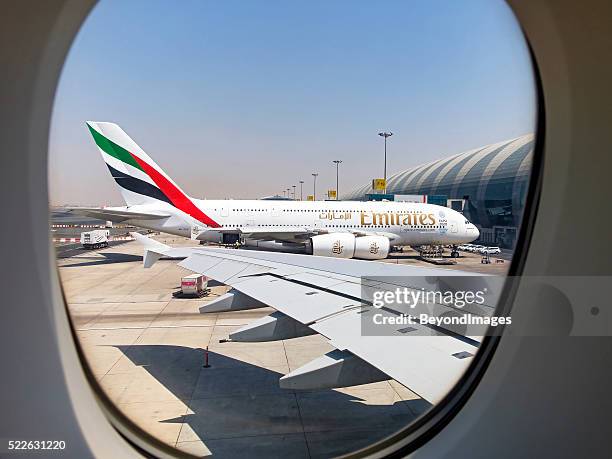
80,230,109,249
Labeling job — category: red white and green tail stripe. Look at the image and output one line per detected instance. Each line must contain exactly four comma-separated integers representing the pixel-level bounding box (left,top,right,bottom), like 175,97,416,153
86,121,220,228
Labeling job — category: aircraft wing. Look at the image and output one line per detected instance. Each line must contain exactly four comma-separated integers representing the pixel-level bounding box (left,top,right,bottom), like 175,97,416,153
132,234,499,404
191,226,316,243
237,227,400,243
237,226,316,242
68,207,172,222
239,226,311,235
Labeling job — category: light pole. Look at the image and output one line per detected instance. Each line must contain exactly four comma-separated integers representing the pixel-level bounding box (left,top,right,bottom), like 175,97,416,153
378,132,393,193
287,188,291,200
292,185,296,200
312,173,318,200
332,160,342,200
299,180,304,201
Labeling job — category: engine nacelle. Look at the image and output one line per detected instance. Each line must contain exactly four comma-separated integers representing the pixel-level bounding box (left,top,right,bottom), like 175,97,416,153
197,230,223,243
310,233,390,260
243,239,307,254
197,231,240,245
311,233,356,258
354,235,390,260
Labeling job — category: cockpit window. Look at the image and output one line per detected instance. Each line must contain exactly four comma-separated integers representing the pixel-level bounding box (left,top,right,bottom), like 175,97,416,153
49,0,538,457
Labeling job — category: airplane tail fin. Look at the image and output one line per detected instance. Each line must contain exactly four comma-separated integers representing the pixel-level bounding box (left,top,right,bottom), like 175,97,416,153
86,122,219,228
86,121,186,207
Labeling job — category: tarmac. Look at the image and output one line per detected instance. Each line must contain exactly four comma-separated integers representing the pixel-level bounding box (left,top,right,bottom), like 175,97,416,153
384,246,510,275
58,236,439,458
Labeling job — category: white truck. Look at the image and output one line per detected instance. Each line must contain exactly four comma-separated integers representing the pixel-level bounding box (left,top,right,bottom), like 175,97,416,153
80,230,110,249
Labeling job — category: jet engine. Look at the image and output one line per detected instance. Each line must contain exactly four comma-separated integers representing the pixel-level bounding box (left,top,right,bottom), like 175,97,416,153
243,239,307,254
353,235,390,260
197,231,240,245
310,233,390,260
311,233,356,258
197,230,223,243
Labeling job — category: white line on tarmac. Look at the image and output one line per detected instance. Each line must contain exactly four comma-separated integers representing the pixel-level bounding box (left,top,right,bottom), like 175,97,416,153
76,324,221,331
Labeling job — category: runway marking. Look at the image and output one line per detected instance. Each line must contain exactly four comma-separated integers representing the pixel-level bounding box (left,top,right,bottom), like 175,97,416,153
77,324,217,331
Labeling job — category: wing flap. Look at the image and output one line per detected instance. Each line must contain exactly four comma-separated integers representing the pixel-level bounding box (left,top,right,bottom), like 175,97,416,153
179,252,275,284
310,307,477,404
228,276,360,324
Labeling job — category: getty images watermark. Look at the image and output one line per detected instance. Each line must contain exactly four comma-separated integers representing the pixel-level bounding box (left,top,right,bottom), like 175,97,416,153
359,276,611,337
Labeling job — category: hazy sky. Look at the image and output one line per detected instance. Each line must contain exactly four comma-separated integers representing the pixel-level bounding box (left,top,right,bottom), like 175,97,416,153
49,0,536,206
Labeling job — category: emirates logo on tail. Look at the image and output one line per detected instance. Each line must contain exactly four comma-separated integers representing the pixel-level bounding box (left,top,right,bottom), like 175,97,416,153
332,240,344,254
86,121,221,228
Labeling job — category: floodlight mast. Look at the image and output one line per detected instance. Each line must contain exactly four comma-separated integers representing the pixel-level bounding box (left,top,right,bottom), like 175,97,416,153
378,132,393,193
312,173,318,200
332,160,342,200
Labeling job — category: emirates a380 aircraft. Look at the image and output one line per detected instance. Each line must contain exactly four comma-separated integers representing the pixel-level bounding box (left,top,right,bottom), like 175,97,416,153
73,122,479,260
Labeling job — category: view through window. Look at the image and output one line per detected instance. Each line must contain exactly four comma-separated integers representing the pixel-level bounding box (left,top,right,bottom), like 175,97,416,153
49,1,537,457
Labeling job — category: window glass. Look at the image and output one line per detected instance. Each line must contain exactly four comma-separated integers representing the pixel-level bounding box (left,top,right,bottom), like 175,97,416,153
49,0,536,457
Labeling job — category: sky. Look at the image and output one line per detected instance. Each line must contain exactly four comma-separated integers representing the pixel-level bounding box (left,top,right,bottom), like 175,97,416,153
49,0,537,206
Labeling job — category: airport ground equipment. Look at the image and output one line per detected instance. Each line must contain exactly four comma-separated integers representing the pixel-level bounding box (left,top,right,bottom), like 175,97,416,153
80,230,109,249
178,273,209,297
416,245,443,258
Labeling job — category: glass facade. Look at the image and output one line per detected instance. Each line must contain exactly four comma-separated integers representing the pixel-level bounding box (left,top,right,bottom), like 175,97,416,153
342,134,534,249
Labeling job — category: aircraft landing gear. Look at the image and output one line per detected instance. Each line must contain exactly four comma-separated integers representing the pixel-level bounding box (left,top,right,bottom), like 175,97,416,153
450,245,460,258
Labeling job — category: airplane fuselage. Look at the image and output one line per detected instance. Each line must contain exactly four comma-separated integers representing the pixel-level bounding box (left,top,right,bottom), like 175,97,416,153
122,199,480,247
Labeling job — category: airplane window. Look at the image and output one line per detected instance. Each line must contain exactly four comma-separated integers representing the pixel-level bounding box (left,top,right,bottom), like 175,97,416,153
48,0,537,457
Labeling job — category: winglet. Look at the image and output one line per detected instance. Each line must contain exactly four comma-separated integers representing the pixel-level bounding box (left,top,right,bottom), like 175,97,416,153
130,232,171,268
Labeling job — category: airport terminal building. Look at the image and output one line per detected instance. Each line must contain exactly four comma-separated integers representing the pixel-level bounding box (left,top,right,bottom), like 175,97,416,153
342,134,534,249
